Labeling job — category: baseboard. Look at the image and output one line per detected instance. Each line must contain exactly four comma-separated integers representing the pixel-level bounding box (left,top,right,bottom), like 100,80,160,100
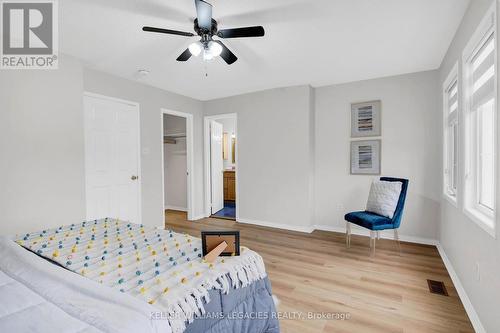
235,218,438,245
436,244,486,333
165,205,187,212
314,224,439,246
237,218,315,233
190,214,206,221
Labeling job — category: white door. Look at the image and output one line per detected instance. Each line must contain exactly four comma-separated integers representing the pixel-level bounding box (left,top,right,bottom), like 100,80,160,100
84,95,141,223
210,121,224,214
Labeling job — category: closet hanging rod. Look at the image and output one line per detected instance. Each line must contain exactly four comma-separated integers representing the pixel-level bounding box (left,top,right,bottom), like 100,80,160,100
164,132,186,138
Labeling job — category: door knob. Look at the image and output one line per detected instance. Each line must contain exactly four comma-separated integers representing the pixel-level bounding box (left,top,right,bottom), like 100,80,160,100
131,175,138,181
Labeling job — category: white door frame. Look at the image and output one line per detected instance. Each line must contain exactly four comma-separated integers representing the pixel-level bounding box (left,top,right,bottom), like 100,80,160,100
203,113,239,219
161,109,195,221
83,92,142,224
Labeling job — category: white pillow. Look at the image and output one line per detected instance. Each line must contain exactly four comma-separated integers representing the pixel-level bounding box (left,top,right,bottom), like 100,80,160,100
366,180,402,219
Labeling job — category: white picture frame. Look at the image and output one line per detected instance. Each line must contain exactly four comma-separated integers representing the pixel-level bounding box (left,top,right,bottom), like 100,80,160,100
351,100,381,137
350,140,381,175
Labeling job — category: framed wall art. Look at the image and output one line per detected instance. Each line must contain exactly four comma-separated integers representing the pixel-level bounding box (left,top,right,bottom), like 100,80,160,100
350,140,381,175
351,100,381,137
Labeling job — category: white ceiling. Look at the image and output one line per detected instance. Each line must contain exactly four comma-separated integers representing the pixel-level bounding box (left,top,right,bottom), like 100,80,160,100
61,0,470,101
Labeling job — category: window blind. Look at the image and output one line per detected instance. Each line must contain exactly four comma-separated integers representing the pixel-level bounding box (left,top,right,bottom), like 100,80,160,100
447,81,458,114
471,34,495,110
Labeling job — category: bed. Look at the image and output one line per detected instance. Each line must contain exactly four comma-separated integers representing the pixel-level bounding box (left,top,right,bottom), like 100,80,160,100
0,218,279,333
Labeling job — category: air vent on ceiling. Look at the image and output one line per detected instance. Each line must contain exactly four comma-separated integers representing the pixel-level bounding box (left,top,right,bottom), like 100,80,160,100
427,279,448,296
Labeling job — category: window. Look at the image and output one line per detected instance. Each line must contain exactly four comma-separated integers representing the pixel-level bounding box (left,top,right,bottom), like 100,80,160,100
443,65,459,203
462,5,497,237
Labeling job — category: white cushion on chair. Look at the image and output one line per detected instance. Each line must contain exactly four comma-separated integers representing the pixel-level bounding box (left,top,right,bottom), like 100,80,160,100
366,180,402,219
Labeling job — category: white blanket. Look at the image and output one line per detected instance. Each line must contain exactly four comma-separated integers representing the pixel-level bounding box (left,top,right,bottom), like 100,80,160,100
0,236,171,333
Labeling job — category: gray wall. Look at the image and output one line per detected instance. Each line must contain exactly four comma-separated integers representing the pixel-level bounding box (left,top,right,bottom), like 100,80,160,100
83,69,205,227
204,73,441,241
204,86,314,228
438,0,500,331
0,57,205,236
315,71,441,240
0,56,447,243
0,55,86,235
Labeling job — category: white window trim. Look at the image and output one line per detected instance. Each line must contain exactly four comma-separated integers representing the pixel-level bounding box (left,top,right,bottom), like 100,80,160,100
462,3,497,238
443,62,459,207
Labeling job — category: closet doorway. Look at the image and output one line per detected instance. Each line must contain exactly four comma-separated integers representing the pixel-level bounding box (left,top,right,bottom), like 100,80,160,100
161,109,194,223
204,113,238,220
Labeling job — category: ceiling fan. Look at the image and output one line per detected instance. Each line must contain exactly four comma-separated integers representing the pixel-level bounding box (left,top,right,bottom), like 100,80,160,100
142,0,265,65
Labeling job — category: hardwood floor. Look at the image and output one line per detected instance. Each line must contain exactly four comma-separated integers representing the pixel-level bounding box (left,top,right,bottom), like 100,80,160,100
165,210,474,333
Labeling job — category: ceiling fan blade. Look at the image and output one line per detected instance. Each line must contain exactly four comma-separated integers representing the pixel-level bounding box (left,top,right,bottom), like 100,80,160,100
214,41,237,65
143,26,194,37
176,48,192,62
194,0,212,30
217,26,265,39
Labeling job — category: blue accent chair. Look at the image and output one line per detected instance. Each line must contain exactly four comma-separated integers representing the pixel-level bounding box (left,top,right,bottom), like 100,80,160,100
344,177,409,255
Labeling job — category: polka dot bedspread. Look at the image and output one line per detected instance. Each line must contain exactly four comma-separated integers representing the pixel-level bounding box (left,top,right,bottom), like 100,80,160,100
15,218,267,333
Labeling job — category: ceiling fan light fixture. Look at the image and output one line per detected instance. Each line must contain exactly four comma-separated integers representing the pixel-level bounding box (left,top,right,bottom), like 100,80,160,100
188,42,202,56
208,41,222,57
203,49,214,61
143,0,265,65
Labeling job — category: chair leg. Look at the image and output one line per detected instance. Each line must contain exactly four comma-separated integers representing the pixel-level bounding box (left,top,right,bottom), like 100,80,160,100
370,231,376,256
394,229,401,255
345,222,351,249
373,233,376,255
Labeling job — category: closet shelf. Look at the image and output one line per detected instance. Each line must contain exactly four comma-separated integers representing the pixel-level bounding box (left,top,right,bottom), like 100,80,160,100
163,134,186,144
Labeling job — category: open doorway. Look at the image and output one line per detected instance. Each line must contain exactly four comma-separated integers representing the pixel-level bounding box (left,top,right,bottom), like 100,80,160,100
204,114,238,220
161,109,194,224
